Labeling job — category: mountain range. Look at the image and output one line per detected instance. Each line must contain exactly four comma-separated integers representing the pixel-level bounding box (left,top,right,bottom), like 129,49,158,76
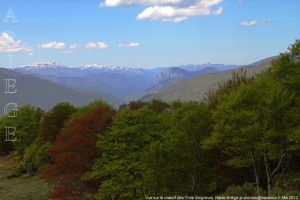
0,58,274,113
0,68,122,115
14,62,235,99
151,66,220,90
140,57,276,102
15,62,156,98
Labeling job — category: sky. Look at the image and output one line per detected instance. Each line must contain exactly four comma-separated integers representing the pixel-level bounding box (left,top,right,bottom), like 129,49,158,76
0,0,299,68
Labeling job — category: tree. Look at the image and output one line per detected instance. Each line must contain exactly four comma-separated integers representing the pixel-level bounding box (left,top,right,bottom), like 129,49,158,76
146,99,170,114
0,105,44,174
205,40,300,195
84,107,166,199
0,116,14,155
145,102,217,196
23,103,77,172
43,103,115,199
288,39,300,58
205,70,299,195
0,105,44,157
37,102,76,144
23,143,38,175
128,101,147,111
205,69,254,109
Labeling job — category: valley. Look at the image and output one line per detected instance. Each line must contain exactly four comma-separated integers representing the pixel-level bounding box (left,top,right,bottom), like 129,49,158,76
0,57,274,115
15,62,240,99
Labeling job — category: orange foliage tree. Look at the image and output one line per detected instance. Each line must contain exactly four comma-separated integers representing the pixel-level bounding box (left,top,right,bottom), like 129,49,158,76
43,104,115,199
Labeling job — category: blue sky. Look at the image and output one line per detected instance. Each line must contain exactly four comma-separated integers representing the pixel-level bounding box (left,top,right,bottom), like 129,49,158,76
0,0,299,68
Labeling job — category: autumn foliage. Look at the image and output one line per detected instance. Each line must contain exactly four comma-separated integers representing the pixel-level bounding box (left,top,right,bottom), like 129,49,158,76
43,104,115,199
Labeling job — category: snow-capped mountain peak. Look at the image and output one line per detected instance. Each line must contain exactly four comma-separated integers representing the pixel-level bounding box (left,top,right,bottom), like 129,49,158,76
82,64,144,73
81,64,105,70
21,61,68,70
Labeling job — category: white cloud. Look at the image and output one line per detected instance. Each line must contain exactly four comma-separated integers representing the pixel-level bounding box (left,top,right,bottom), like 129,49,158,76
241,18,272,27
86,42,97,49
102,0,182,7
118,42,140,48
0,33,33,53
69,44,78,49
213,7,223,15
96,42,109,49
86,42,109,49
39,42,80,51
101,0,224,22
260,18,272,23
39,41,67,49
240,20,257,27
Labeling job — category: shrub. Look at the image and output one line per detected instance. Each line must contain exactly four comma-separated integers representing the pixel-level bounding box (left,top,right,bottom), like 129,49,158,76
222,183,259,196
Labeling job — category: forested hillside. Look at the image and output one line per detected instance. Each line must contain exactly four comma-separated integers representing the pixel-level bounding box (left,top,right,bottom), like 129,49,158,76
0,41,299,199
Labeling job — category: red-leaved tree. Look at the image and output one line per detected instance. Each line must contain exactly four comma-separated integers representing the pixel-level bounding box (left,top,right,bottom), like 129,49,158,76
43,104,115,199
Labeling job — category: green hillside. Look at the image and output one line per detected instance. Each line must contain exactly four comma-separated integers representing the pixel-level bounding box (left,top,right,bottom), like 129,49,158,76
141,57,275,102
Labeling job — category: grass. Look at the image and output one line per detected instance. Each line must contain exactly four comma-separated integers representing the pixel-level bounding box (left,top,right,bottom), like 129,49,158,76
0,175,51,200
0,155,51,200
0,154,20,180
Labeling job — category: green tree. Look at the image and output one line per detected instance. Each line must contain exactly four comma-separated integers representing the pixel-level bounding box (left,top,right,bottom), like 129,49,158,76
288,39,300,58
205,69,299,195
85,107,166,199
0,105,43,157
0,116,13,155
145,102,217,196
23,143,38,175
37,102,76,144
205,69,254,109
205,40,300,195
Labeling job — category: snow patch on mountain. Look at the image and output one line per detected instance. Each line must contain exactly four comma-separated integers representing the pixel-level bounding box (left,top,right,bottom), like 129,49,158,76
21,61,68,70
82,64,144,73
